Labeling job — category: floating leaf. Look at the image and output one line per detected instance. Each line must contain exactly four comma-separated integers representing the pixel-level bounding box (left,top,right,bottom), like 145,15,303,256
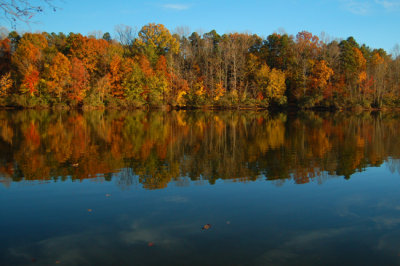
202,224,211,230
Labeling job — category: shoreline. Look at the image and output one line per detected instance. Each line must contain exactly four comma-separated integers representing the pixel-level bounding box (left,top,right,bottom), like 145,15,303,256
0,104,398,112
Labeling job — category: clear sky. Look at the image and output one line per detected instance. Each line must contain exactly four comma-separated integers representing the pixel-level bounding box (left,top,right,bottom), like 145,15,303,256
4,0,400,52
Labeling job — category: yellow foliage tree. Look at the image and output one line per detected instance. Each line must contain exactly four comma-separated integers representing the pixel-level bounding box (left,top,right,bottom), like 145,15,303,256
46,52,71,101
194,80,205,97
255,64,286,104
214,82,226,101
0,72,12,97
308,60,334,93
136,23,179,64
176,90,187,106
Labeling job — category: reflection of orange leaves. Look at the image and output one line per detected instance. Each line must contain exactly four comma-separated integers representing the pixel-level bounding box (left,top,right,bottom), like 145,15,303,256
157,144,167,160
6,108,397,189
258,119,285,150
68,114,84,125
176,112,186,127
0,120,13,144
111,142,122,159
141,139,154,160
369,152,381,165
214,116,225,136
109,119,125,159
196,120,205,134
24,122,40,149
29,155,46,176
0,163,14,178
47,122,73,163
310,129,331,157
356,136,365,148
69,116,88,160
293,165,321,184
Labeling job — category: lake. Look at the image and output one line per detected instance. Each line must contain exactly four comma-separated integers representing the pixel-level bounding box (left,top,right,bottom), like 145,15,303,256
1,110,400,265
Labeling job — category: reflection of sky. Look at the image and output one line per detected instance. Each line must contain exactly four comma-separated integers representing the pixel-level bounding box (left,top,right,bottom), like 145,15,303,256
2,165,400,265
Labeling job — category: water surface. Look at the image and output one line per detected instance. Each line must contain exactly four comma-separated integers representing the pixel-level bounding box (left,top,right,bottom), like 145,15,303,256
1,110,400,265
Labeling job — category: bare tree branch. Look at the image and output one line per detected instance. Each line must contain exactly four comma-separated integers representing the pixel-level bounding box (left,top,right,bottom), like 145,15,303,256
114,24,137,46
0,0,58,28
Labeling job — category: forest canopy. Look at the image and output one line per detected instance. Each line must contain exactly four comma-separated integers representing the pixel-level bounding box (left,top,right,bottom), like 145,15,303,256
0,23,399,109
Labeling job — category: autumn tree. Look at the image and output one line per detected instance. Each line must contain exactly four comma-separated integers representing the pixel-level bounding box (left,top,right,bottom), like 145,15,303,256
69,57,88,103
135,23,179,65
255,64,286,106
12,33,48,96
339,37,367,103
305,60,334,107
0,38,11,74
292,31,322,101
370,50,388,107
0,72,12,99
45,52,70,101
121,58,146,107
0,25,399,109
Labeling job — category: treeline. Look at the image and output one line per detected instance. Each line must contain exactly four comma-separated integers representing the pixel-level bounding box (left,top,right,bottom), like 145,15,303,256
1,110,400,188
0,23,399,109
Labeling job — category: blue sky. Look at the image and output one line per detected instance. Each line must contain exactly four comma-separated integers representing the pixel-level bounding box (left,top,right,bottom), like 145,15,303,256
4,0,400,52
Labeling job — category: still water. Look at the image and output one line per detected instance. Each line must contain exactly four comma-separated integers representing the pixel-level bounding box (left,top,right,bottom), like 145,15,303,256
1,110,400,265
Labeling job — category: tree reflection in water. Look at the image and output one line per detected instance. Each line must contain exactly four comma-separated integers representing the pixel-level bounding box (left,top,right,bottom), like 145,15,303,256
0,110,399,188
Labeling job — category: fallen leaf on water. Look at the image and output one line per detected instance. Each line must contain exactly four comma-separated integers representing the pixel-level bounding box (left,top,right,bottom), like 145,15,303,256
105,194,111,197
202,224,212,230
87,209,92,212
148,242,154,247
